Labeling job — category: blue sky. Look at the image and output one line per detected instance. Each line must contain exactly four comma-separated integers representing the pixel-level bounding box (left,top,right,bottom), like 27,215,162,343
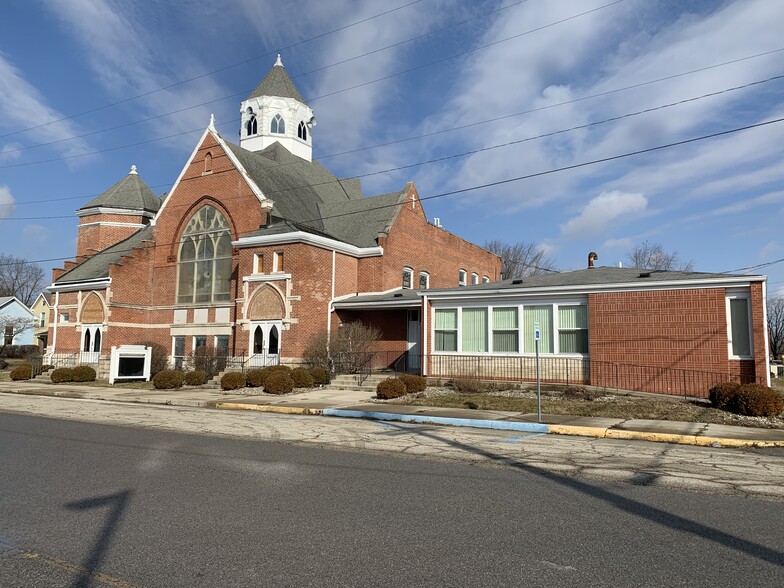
1,0,784,292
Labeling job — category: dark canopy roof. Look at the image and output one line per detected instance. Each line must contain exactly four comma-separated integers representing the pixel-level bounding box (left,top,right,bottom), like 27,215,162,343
79,170,160,213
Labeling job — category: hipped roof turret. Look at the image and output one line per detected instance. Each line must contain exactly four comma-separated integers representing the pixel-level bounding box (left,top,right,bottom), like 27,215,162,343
79,165,161,213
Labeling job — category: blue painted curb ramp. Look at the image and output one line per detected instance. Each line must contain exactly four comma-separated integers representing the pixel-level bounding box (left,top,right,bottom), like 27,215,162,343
321,408,550,433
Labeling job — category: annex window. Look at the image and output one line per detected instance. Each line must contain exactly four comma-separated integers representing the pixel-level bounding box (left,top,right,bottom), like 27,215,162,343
492,307,518,353
523,305,553,353
470,273,479,285
558,305,588,354
173,336,186,370
298,121,307,140
215,335,229,357
246,114,257,136
60,313,70,323
177,205,232,304
194,336,207,351
419,272,429,289
253,253,263,274
458,269,467,287
271,114,285,134
402,267,413,289
462,308,488,353
434,309,457,352
727,296,752,358
482,276,490,284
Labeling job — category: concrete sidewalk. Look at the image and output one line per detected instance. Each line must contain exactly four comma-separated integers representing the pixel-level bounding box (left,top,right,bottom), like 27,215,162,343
1,380,783,448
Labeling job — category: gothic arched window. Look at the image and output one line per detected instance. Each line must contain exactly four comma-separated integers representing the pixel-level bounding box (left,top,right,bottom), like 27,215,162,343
297,121,307,141
177,205,232,304
271,114,285,135
246,115,257,136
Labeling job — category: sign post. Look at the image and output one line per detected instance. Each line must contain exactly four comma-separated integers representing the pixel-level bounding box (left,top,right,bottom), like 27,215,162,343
534,321,541,422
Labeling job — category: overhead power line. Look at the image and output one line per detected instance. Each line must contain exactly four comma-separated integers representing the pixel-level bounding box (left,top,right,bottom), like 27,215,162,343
0,0,624,157
3,114,783,268
2,73,780,214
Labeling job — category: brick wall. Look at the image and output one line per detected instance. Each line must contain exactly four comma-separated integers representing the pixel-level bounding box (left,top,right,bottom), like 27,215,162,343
77,214,148,257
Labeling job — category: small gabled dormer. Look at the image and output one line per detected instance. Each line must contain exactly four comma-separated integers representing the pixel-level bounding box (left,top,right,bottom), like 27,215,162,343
240,54,316,161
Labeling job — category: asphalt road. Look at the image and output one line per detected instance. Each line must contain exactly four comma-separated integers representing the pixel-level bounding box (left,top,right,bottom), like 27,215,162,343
0,411,782,587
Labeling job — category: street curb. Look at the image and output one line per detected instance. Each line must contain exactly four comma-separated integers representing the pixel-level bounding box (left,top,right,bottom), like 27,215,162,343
215,402,322,415
321,408,550,433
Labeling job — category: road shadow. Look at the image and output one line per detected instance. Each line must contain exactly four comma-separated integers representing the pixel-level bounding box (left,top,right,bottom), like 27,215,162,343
386,423,783,567
64,489,132,588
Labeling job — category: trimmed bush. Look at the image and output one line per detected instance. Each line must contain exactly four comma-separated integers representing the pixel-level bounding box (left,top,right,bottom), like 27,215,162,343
733,384,784,417
10,364,32,380
376,377,407,399
71,365,97,382
268,364,292,375
221,372,246,391
309,367,329,386
708,382,742,410
291,367,314,388
246,369,267,388
153,369,185,390
399,374,427,394
185,370,207,386
265,371,294,395
50,367,74,383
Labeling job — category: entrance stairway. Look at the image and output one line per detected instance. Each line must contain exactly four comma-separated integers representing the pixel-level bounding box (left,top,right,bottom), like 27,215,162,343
325,372,393,393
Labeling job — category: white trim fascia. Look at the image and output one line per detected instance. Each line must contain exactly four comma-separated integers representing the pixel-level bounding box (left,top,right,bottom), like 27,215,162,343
420,276,767,299
243,273,292,283
49,278,111,293
78,221,146,229
333,298,420,309
77,207,155,218
234,231,383,258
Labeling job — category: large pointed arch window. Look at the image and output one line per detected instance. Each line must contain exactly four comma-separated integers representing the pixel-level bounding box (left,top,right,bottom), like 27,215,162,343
271,114,285,134
177,205,232,304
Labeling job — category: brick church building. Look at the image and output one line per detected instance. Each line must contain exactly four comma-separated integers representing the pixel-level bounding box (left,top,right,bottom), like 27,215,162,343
47,56,501,371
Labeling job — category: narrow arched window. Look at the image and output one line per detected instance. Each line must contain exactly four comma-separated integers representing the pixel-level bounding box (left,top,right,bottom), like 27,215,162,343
204,152,212,173
177,205,232,304
271,114,285,134
246,115,257,136
93,329,101,352
297,121,307,140
83,329,91,352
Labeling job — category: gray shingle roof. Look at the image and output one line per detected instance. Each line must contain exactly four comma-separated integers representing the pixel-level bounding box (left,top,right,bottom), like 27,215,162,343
226,141,406,248
334,288,421,306
55,226,154,283
247,62,306,103
79,171,161,213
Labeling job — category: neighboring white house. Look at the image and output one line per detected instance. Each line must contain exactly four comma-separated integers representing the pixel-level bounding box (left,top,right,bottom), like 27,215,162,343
0,296,35,346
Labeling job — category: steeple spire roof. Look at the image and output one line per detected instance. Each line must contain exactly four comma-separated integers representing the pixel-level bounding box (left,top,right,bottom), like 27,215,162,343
246,54,306,103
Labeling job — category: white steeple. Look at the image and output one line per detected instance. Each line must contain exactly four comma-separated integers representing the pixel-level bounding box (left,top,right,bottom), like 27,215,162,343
239,55,315,161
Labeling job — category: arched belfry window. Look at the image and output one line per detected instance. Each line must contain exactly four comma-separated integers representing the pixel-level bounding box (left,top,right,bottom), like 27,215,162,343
177,205,232,304
246,114,257,136
271,114,285,135
297,121,307,141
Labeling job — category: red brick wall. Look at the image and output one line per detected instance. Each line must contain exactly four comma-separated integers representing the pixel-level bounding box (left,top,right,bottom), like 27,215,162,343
77,214,147,257
588,287,764,395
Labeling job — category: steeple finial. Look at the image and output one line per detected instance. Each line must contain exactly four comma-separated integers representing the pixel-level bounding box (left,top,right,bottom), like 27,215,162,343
129,164,138,175
209,113,216,131
274,53,283,67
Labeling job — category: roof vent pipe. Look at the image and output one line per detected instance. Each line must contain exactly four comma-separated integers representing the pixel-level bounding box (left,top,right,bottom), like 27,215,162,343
588,251,598,269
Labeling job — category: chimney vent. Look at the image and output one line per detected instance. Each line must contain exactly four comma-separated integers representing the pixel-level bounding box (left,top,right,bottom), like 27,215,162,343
588,251,598,268
511,279,523,285
639,272,651,278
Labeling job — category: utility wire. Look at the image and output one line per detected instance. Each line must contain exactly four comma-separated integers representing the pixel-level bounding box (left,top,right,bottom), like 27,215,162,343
3,114,783,268
2,73,780,214
0,0,429,139
0,0,623,157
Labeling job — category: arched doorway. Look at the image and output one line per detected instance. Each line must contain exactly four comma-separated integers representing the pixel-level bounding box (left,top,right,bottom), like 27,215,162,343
248,321,282,367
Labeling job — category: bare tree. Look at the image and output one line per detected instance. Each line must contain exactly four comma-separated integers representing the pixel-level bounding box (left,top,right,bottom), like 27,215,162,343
303,322,381,372
767,296,784,360
624,241,694,272
0,254,46,307
0,315,35,355
483,240,557,280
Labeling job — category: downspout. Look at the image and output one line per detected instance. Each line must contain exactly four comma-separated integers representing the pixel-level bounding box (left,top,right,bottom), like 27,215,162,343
422,294,428,377
51,291,59,357
327,249,336,342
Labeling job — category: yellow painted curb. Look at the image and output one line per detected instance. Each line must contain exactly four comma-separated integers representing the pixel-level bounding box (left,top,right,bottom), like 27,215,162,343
548,425,608,438
605,429,699,445
215,402,321,415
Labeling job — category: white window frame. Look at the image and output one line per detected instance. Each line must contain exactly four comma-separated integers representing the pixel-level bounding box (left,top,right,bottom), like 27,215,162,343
272,251,284,273
482,276,490,284
726,290,753,359
402,267,413,289
419,272,429,289
471,272,479,285
253,253,263,274
458,269,467,287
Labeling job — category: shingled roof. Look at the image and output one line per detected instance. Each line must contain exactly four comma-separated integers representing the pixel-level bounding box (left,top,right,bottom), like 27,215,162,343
79,167,161,213
246,57,306,103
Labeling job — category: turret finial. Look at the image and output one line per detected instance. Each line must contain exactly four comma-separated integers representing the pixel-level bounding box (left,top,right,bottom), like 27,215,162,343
274,53,283,67
209,113,216,131
129,164,138,175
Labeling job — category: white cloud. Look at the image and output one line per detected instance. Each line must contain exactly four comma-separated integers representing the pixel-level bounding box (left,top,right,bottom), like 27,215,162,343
0,185,16,219
22,224,47,239
560,190,647,238
760,240,782,260
0,143,22,162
